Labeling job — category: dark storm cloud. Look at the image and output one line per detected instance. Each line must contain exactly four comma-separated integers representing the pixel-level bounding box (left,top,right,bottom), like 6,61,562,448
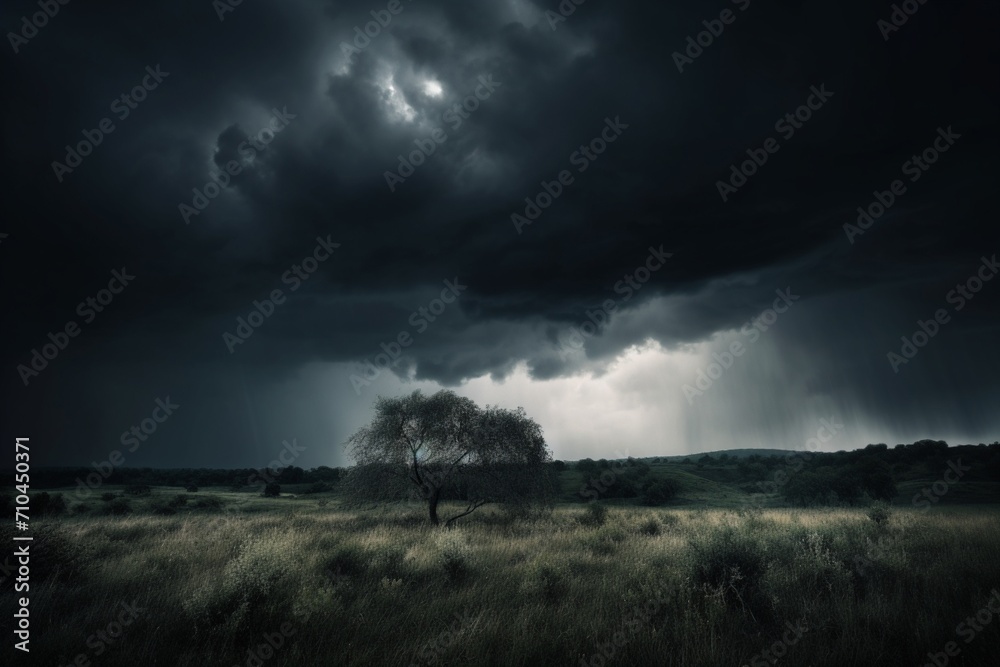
1,0,997,465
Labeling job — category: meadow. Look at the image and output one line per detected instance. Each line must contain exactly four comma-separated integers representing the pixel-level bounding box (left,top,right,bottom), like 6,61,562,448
6,488,1000,667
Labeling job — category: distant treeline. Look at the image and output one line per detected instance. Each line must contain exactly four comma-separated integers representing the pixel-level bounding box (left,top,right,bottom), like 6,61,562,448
572,439,1000,505
9,440,1000,506
18,465,343,491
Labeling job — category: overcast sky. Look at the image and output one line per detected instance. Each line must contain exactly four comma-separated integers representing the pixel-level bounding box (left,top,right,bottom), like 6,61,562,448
2,0,997,469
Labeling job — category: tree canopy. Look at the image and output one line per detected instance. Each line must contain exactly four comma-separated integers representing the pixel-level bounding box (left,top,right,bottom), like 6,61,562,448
343,390,553,526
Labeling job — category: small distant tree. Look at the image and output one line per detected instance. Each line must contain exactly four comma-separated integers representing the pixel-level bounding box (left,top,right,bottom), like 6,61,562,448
262,482,281,497
343,390,553,527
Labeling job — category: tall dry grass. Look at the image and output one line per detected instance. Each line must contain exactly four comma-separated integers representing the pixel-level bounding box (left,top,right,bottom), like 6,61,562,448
7,498,1000,666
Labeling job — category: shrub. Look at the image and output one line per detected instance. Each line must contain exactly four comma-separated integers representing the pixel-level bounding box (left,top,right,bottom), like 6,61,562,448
186,485,199,493
435,530,471,582
583,526,628,556
524,562,568,602
660,512,680,527
579,502,607,527
124,484,151,497
689,526,770,619
35,492,67,515
168,495,188,508
639,516,661,536
101,492,117,502
323,543,369,581
262,483,281,497
641,479,677,506
183,537,287,634
867,501,892,526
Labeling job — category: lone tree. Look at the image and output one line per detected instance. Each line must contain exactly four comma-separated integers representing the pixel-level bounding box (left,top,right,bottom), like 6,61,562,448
344,390,553,527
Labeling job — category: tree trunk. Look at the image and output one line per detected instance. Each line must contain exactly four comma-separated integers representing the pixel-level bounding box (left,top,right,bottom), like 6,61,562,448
427,487,441,525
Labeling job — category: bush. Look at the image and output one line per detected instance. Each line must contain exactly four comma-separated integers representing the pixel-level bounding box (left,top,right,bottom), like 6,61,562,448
124,484,151,497
524,562,568,602
35,492,67,515
168,494,188,508
435,530,471,582
323,543,369,581
641,479,677,506
660,512,680,527
579,502,608,527
867,501,892,526
262,483,281,497
183,537,288,634
639,516,661,536
101,492,117,502
583,526,628,556
186,485,199,493
689,526,770,618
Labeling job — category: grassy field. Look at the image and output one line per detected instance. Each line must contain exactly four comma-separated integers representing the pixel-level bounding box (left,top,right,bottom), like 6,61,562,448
6,488,1000,666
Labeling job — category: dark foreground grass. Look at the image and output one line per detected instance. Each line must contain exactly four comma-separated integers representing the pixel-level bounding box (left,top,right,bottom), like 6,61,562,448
4,497,1000,666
